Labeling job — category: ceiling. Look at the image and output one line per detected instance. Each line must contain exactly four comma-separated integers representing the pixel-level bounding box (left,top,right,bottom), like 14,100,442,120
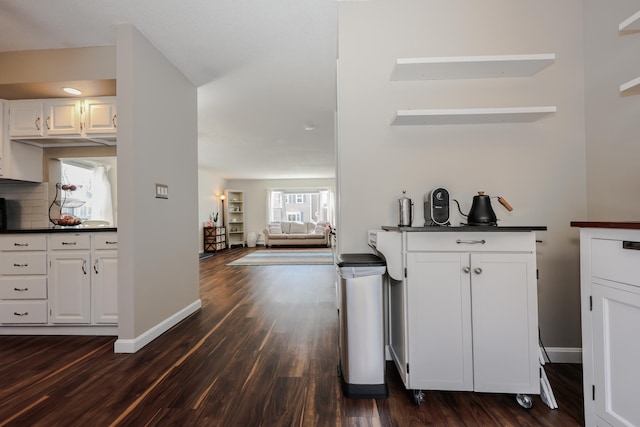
0,0,338,180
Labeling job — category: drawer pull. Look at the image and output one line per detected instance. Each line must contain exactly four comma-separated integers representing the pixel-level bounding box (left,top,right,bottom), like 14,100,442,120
13,287,29,292
622,241,640,251
13,243,29,247
13,312,29,317
105,241,117,245
13,263,28,267
456,239,486,245
62,242,77,245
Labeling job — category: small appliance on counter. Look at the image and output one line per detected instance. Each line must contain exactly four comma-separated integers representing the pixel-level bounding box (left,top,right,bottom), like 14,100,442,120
0,198,7,230
454,191,513,226
398,190,413,227
424,187,450,226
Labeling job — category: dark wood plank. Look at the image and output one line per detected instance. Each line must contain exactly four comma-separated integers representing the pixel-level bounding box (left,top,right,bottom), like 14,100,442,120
0,247,585,426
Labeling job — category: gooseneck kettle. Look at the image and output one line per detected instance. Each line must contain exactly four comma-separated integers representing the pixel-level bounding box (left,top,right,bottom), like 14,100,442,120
457,191,513,226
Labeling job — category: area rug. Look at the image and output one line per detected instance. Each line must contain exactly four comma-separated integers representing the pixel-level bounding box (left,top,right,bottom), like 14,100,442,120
227,249,333,266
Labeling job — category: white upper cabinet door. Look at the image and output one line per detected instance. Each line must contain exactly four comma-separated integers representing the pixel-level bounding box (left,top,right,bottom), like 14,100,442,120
84,97,117,135
45,99,83,136
9,100,44,137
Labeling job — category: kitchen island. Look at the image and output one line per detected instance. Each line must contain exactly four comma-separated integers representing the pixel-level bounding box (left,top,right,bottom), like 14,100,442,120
571,221,640,427
370,225,553,408
0,228,118,335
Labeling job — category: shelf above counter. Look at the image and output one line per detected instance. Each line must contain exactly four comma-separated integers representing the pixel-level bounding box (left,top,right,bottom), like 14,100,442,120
619,10,640,31
391,106,556,126
390,53,555,81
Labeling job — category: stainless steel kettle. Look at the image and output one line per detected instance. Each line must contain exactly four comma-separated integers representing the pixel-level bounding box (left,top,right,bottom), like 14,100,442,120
398,191,413,227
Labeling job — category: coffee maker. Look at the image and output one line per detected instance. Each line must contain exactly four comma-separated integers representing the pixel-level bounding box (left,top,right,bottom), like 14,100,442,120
424,188,450,226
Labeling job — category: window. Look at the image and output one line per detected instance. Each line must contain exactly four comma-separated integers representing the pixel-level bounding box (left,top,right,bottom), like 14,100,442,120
268,189,334,224
59,158,115,225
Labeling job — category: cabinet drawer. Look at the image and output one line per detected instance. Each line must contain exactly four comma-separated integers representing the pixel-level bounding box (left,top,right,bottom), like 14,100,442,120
93,233,118,250
407,232,536,252
49,234,91,250
0,277,47,299
592,238,640,287
0,301,47,323
0,235,47,251
0,253,47,275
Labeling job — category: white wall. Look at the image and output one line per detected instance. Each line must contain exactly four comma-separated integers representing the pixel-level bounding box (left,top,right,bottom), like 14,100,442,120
337,0,586,349
198,166,227,252
226,178,336,243
116,24,199,349
584,0,640,219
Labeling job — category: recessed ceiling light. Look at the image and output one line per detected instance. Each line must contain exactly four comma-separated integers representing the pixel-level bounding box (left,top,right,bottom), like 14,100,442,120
62,87,82,95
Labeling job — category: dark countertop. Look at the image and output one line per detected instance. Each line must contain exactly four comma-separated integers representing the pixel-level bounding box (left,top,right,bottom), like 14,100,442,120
0,227,117,234
382,225,547,232
570,221,640,230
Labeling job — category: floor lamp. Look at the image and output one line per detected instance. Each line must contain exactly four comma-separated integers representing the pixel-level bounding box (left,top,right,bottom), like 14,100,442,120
220,194,226,229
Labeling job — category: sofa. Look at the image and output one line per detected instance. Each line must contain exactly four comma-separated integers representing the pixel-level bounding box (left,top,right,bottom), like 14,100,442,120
263,221,331,247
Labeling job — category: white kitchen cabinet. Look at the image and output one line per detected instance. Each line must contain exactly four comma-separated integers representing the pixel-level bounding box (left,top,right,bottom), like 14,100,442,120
0,235,48,324
8,100,44,137
7,97,117,147
84,97,117,135
0,99,44,182
8,99,83,137
384,230,541,405
91,233,118,324
573,224,640,427
48,234,91,324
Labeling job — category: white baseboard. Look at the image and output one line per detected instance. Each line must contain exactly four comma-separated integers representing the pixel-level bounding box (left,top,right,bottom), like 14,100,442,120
540,347,582,364
114,299,202,353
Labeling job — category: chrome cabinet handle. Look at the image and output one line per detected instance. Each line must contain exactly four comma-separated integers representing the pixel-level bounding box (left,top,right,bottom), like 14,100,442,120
456,239,486,245
474,268,483,275
35,117,41,130
623,241,640,251
13,263,28,267
62,242,77,245
105,241,117,245
13,243,29,247
94,260,99,274
14,287,29,292
13,312,29,317
463,267,470,273
82,260,87,275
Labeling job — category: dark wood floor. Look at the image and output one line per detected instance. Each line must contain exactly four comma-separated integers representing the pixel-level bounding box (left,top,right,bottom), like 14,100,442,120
0,247,585,426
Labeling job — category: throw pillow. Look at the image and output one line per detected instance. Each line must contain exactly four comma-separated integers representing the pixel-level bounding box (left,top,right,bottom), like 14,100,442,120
313,224,327,235
267,223,282,234
289,222,307,234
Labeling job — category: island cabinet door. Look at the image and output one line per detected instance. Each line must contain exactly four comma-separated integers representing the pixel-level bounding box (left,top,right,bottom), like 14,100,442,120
470,252,539,395
91,250,118,324
405,252,473,391
592,281,640,427
49,252,91,324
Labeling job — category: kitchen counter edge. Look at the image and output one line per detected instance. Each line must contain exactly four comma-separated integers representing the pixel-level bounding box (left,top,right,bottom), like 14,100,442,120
382,225,547,232
0,227,117,234
570,221,640,230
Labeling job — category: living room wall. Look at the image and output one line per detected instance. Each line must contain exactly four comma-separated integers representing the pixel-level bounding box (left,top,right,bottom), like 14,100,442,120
226,178,336,245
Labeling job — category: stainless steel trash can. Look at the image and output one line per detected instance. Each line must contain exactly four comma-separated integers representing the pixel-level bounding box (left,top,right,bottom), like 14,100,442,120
337,253,388,398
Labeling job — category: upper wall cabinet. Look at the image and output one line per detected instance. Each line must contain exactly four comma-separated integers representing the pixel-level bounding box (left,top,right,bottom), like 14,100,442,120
390,53,556,125
619,11,640,94
390,54,555,81
8,97,117,147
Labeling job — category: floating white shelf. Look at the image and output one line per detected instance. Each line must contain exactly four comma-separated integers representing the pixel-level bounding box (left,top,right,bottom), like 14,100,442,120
620,76,640,93
619,10,640,31
391,106,557,126
390,54,555,81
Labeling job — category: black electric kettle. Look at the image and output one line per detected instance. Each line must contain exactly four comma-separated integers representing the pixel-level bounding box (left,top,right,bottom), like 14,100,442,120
457,191,513,226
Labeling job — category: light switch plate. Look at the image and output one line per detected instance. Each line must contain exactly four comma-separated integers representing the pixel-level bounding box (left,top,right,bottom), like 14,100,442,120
155,183,168,199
